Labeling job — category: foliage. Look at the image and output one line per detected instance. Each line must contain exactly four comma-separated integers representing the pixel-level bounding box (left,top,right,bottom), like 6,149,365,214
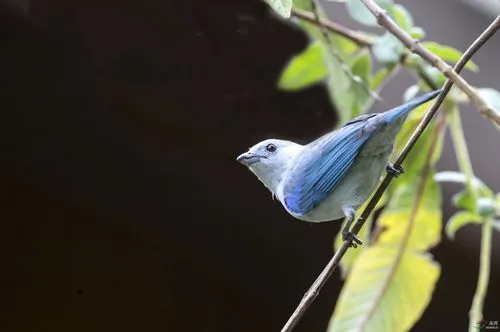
263,0,500,331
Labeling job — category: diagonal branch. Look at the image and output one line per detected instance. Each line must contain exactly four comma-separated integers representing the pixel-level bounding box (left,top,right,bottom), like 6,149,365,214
290,7,372,47
280,14,500,332
360,0,500,125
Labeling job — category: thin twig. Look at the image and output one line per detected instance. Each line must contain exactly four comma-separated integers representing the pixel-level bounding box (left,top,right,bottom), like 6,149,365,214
290,7,372,47
280,14,500,332
360,0,500,125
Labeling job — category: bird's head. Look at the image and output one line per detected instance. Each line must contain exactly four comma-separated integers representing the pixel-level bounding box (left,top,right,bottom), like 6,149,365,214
237,139,303,194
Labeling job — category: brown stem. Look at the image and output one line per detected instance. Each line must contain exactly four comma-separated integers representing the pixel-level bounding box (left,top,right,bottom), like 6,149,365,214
360,0,500,125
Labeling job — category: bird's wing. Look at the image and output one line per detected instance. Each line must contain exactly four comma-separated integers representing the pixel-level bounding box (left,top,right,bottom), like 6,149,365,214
282,119,378,216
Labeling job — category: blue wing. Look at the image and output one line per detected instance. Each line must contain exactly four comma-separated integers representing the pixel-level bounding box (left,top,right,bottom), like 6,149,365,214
282,89,442,216
282,119,375,216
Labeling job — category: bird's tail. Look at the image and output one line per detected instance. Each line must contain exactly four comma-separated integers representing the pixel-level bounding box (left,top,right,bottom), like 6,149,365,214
384,89,442,123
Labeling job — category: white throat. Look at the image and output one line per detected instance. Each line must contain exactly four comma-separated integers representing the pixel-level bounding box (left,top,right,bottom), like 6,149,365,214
248,143,303,195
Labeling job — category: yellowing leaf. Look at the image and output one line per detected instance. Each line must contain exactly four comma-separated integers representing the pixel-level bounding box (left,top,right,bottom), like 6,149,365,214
328,247,440,332
377,171,442,251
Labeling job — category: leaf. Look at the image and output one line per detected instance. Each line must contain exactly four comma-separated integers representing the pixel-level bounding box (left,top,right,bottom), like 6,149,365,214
421,42,479,72
419,63,446,87
403,84,420,103
370,64,397,90
328,247,440,332
410,26,426,40
372,32,404,65
345,0,393,27
446,211,482,240
265,0,292,18
477,88,500,116
292,0,360,124
434,171,493,197
347,50,373,115
390,4,413,32
452,190,477,213
349,49,372,83
278,42,327,91
391,104,444,179
378,170,442,251
323,46,356,124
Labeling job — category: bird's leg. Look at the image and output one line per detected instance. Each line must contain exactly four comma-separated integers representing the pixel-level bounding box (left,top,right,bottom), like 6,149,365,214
386,163,405,178
341,207,363,248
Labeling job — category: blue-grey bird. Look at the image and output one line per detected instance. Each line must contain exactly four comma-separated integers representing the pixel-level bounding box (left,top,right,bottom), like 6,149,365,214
236,89,441,246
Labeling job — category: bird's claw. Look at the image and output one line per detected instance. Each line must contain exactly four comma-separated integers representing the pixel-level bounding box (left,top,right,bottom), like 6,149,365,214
342,230,363,248
386,163,405,178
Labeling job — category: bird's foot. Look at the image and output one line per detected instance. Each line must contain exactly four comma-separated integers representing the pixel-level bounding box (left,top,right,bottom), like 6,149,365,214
342,230,363,248
386,163,405,178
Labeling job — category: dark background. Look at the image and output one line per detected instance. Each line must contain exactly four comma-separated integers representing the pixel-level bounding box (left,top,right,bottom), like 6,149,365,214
0,0,498,331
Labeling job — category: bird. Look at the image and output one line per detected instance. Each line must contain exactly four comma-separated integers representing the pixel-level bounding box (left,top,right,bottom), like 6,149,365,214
236,89,441,247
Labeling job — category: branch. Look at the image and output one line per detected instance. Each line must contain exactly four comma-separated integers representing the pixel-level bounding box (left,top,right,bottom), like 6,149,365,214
360,0,500,125
280,14,500,332
290,7,372,47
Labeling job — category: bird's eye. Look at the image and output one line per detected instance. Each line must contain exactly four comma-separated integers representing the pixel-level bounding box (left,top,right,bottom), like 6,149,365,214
265,143,277,152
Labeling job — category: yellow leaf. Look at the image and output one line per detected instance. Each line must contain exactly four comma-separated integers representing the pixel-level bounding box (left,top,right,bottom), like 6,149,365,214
328,247,440,332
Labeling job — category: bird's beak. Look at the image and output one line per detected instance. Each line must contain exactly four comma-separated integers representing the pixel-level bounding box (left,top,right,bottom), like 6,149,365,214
236,152,261,166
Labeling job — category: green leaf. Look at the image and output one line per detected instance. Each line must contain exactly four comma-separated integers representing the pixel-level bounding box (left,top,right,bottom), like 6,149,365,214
349,49,372,83
347,50,373,114
278,42,327,91
420,63,446,87
410,26,425,40
477,88,500,116
345,0,393,27
328,247,440,332
372,32,403,65
391,103,444,179
452,190,477,212
421,42,479,72
370,64,397,90
390,4,413,32
292,0,360,123
446,211,482,240
266,0,292,18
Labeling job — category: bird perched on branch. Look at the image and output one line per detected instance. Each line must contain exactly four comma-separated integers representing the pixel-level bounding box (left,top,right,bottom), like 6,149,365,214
236,89,441,247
